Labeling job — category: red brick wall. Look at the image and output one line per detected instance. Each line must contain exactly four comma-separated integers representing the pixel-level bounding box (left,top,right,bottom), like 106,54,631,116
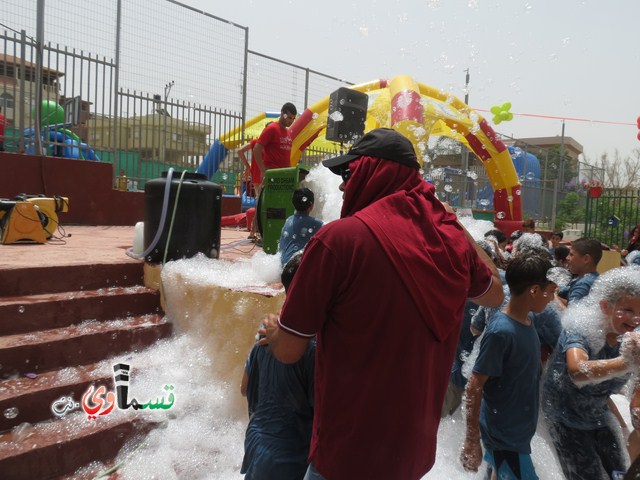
0,152,144,226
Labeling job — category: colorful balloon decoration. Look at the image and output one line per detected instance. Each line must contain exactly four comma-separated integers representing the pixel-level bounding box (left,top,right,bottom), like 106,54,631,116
636,116,640,142
490,102,514,125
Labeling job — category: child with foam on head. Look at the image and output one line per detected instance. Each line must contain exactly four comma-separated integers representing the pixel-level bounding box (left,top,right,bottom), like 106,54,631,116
542,266,640,480
239,251,315,480
461,254,557,480
278,188,324,266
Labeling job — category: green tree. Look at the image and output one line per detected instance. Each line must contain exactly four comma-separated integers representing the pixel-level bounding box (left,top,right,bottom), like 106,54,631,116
555,192,584,230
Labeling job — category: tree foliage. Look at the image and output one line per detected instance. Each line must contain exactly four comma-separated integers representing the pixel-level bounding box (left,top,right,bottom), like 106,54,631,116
587,149,640,189
555,191,584,230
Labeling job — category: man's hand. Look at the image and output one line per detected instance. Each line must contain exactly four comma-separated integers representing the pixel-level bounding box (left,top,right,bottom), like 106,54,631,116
460,437,483,472
258,313,279,346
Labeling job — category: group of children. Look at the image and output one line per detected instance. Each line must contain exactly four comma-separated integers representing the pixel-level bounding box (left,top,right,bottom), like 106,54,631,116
239,199,640,479
457,225,640,480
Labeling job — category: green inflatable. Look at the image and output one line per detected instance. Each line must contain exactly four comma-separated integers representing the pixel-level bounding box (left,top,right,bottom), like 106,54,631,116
37,100,65,126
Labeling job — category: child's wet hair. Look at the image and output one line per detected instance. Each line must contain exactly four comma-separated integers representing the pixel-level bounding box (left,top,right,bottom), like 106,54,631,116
505,254,553,296
281,250,304,292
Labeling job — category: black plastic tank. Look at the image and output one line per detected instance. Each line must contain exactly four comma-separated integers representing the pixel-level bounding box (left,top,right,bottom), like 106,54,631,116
144,171,222,263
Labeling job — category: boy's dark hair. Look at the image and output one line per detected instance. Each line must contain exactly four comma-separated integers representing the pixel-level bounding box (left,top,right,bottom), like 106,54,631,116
571,237,603,265
554,245,570,262
552,231,564,239
505,255,553,296
485,229,507,244
292,187,314,212
281,250,303,291
281,102,297,116
522,218,536,230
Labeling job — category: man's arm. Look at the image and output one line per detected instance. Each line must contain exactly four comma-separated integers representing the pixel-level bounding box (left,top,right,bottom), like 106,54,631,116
464,227,503,308
253,143,266,177
460,372,488,472
259,313,311,364
237,142,252,177
441,202,504,308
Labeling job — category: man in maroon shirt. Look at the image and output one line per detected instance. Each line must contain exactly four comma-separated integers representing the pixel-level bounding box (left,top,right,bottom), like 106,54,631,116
253,102,296,176
261,128,504,480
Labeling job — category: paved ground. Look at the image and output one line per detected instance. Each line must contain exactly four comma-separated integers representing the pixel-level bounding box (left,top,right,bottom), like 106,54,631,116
0,225,257,270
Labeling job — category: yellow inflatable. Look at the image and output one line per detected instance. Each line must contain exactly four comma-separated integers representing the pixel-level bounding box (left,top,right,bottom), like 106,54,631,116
287,75,522,232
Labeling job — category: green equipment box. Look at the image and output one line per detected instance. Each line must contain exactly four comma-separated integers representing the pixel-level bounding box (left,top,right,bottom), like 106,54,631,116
259,166,307,254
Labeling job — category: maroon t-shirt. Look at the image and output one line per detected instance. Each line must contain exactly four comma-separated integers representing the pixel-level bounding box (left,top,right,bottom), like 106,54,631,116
256,121,292,169
279,215,493,479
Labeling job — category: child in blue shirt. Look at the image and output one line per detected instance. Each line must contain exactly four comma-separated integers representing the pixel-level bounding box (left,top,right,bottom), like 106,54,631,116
556,237,602,308
543,266,640,480
461,254,557,480
278,188,324,266
240,252,315,480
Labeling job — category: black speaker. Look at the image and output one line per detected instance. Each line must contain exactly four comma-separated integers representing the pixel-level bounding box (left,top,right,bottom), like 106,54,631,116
325,87,368,143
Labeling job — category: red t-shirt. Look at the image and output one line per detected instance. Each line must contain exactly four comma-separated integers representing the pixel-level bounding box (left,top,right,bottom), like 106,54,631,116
256,121,292,169
0,113,6,139
279,217,493,480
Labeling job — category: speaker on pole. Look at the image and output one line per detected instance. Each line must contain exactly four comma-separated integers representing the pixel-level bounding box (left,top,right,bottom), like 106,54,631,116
325,87,368,143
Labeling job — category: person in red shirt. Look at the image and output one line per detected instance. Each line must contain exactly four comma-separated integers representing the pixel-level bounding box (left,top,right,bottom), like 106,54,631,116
0,107,6,152
238,137,263,239
253,103,296,176
260,128,504,480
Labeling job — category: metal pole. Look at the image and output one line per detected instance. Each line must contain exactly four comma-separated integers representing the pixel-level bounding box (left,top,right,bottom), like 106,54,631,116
550,177,558,231
558,120,565,189
304,68,310,110
240,26,249,143
113,0,121,183
18,30,27,153
460,68,470,208
162,80,174,165
540,149,548,224
34,0,45,155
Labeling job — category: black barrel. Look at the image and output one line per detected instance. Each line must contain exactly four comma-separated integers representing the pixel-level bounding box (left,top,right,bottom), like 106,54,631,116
144,171,222,263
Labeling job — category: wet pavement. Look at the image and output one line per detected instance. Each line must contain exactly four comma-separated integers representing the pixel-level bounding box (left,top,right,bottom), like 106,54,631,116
0,225,258,271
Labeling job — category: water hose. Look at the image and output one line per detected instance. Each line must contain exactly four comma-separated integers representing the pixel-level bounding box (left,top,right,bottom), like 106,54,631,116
126,168,175,260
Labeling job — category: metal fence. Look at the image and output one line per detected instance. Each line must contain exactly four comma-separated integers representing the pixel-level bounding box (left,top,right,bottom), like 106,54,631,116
0,0,616,233
0,0,351,191
584,189,640,249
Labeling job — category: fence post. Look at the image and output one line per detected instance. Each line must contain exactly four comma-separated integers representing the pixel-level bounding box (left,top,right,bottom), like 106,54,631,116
304,68,310,110
18,30,27,153
241,26,249,143
33,0,45,156
112,0,122,184
550,178,558,231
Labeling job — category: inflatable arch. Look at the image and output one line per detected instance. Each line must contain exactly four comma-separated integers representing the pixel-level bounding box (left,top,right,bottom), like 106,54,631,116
287,75,522,233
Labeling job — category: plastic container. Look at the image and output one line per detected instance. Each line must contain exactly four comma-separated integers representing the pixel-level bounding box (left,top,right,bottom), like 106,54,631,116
144,171,222,262
133,221,145,255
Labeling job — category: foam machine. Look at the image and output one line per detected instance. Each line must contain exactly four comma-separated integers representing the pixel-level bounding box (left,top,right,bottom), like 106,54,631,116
0,195,69,244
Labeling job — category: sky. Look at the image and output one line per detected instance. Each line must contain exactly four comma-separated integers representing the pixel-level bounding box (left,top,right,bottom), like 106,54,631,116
185,0,640,162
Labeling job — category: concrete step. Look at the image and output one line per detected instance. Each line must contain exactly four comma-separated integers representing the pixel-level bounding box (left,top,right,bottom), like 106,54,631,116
0,262,144,297
0,363,112,432
0,413,157,480
0,314,172,377
0,286,161,336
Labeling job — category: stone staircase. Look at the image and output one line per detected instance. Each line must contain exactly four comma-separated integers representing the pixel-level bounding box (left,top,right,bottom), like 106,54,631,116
0,262,172,479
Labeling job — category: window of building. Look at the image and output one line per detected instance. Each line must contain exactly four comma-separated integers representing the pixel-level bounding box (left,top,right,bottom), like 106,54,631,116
0,92,15,109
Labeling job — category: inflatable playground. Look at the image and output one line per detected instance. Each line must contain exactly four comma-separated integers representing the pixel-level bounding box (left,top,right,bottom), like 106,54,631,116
199,75,525,235
25,100,100,160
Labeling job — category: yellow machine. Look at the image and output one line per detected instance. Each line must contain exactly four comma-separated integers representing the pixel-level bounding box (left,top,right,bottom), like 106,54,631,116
0,195,69,244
